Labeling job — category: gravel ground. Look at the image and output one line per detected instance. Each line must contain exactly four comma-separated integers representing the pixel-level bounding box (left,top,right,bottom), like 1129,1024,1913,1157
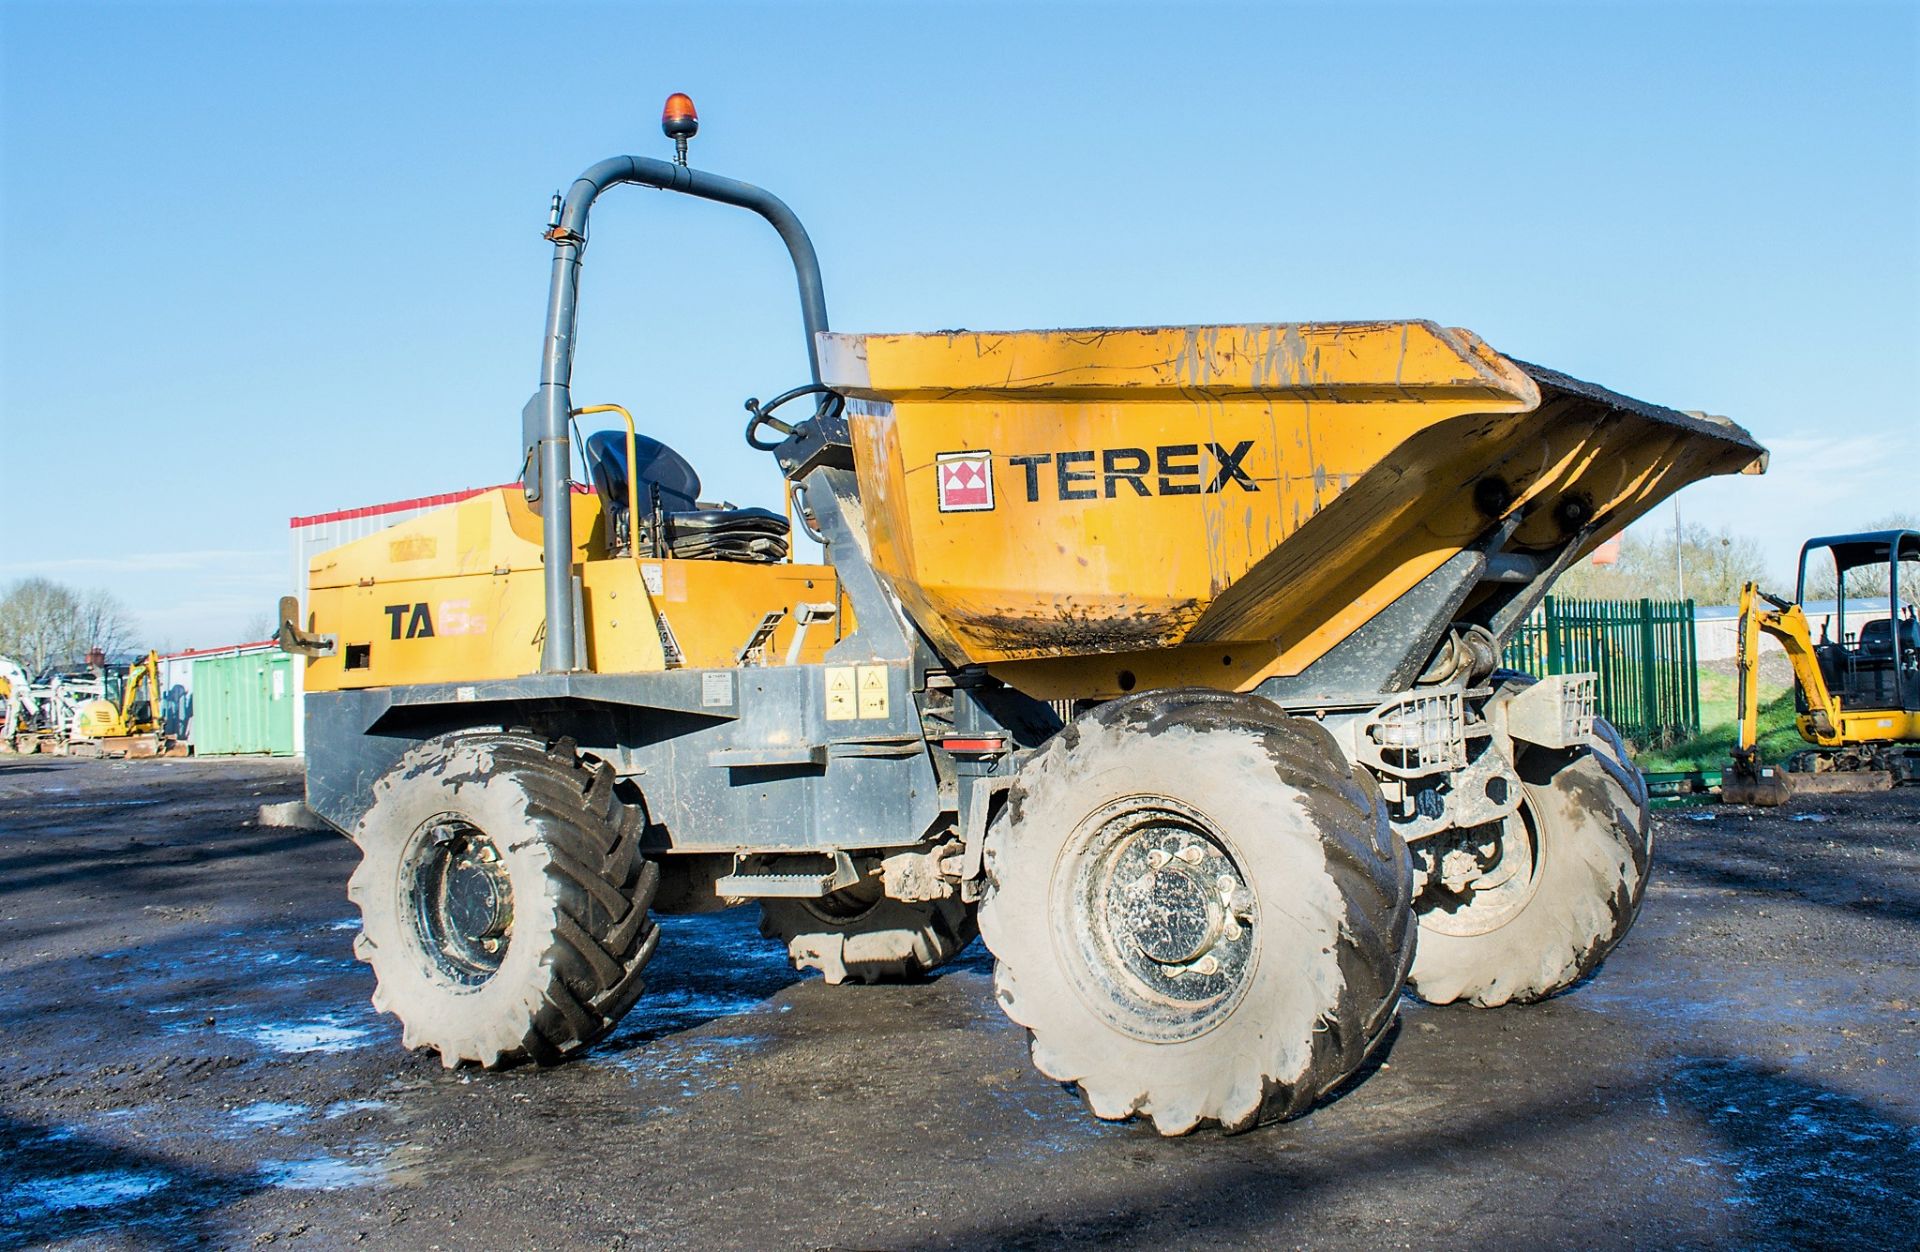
1,756,1915,1250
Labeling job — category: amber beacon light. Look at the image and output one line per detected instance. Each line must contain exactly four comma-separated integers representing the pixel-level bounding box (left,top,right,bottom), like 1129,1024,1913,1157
662,93,699,165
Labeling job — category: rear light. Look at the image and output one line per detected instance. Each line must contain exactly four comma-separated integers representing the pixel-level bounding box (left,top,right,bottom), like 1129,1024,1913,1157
939,737,1006,753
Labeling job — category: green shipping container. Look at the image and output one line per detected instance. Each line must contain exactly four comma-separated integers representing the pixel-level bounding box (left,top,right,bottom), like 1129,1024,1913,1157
191,652,296,756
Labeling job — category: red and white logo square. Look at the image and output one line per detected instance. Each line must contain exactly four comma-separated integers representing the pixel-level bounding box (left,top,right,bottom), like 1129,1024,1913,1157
935,451,994,512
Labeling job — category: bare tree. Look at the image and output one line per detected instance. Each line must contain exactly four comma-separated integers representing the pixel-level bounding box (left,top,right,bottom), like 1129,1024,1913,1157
1801,511,1919,610
77,588,136,659
0,579,139,674
0,579,80,674
1553,523,1772,606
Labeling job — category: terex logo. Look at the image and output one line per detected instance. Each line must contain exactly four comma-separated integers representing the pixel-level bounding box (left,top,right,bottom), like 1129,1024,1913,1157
1007,441,1258,502
935,451,995,512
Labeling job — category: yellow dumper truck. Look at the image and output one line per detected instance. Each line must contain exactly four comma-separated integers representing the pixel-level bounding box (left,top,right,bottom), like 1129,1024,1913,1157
283,100,1767,1134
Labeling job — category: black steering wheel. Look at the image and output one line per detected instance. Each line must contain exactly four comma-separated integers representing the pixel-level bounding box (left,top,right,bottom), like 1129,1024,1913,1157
744,383,843,452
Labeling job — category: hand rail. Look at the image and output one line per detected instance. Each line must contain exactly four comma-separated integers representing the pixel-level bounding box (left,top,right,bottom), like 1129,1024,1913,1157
531,157,830,672
572,405,641,564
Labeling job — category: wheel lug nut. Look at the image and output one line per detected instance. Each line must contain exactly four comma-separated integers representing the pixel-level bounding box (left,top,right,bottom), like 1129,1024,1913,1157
1146,848,1172,870
1176,844,1205,865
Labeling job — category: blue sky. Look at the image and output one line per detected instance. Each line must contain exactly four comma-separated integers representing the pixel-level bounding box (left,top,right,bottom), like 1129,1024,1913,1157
2,0,1915,646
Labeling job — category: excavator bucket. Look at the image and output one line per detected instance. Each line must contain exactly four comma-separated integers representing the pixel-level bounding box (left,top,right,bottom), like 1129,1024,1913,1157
1721,759,1793,807
823,322,1766,698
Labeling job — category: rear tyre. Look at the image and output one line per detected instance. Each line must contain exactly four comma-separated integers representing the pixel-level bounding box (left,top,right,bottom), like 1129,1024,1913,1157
348,733,660,1068
979,691,1414,1135
1407,710,1651,1008
760,883,976,985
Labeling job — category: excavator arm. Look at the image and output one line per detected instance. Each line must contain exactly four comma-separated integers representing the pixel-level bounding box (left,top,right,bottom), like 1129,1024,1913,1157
117,651,162,736
1732,583,1766,764
1727,581,1849,805
1734,581,1842,759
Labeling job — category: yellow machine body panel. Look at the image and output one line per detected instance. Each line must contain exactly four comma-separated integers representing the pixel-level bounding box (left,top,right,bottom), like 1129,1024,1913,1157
303,487,841,691
73,698,124,739
823,321,1764,698
1805,709,1920,747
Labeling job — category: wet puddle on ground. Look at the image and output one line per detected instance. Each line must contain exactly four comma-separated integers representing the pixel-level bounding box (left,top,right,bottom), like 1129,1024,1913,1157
1573,964,1890,1038
4,906,1003,1231
1653,1058,1920,1221
236,1015,373,1055
231,1101,309,1128
94,913,387,1061
255,1150,389,1191
605,911,803,1046
5,1168,175,1220
1,1104,408,1245
324,1099,387,1118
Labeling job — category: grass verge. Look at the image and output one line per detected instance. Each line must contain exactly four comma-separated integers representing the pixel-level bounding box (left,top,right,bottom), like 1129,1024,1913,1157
1634,675,1801,774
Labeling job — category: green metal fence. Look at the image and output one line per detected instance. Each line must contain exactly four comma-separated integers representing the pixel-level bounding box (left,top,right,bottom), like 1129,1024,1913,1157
1503,597,1700,745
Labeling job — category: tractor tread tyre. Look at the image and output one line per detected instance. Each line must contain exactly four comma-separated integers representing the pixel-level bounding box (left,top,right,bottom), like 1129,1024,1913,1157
1407,693,1651,1009
759,893,976,985
348,733,660,1069
979,690,1414,1136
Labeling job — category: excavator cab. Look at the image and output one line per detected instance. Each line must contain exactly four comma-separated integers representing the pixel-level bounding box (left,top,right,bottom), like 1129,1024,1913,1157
1795,531,1920,718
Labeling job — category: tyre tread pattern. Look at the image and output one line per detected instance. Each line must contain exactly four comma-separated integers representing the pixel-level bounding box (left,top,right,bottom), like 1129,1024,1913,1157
987,689,1414,1132
1407,676,1653,1008
349,733,660,1070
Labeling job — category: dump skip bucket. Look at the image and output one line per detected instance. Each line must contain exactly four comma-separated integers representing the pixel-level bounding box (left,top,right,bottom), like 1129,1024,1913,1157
821,322,1765,696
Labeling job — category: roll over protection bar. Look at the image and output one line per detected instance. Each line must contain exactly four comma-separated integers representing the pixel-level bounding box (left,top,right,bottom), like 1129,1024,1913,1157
525,155,831,672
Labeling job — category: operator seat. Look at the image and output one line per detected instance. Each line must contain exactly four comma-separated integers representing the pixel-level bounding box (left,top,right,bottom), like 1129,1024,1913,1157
582,430,790,563
1857,615,1919,661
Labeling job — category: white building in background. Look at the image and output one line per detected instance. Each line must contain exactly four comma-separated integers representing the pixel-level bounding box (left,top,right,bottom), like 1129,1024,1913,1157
1692,600,1882,662
287,484,512,756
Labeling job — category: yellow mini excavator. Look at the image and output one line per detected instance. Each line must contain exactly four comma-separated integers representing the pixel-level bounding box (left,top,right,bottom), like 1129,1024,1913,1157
71,649,166,753
1725,529,1920,805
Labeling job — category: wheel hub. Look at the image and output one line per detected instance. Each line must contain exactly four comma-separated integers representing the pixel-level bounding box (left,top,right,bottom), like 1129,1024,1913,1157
1064,797,1259,1043
410,818,514,983
1417,804,1540,938
1130,858,1223,965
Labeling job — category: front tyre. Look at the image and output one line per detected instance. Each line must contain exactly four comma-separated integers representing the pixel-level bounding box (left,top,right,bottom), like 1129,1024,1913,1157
348,734,660,1068
1407,715,1651,1007
979,691,1414,1135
